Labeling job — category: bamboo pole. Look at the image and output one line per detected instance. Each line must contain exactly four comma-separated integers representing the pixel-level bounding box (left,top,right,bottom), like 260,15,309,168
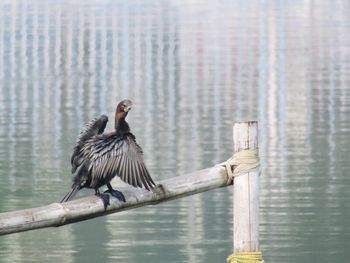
0,165,228,236
233,121,260,252
0,120,262,243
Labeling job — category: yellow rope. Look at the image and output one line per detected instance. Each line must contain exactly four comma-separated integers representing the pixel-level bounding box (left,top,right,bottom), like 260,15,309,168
223,149,260,184
227,252,265,263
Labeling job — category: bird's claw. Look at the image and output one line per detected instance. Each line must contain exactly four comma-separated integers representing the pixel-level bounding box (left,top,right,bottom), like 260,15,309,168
95,193,110,210
104,189,126,202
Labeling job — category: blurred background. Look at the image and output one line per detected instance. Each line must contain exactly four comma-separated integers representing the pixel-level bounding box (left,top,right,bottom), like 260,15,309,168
0,0,350,262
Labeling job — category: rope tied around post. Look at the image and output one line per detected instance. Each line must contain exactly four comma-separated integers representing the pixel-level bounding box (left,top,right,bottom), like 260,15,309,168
223,149,260,184
227,252,265,263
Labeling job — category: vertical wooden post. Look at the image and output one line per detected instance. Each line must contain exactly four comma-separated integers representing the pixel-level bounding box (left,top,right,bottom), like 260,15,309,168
233,121,259,253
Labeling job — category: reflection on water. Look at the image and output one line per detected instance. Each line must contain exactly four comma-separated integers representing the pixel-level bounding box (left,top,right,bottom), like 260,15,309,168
0,1,350,262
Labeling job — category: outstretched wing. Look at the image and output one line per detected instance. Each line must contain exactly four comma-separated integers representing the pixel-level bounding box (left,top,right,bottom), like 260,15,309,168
71,115,108,173
86,133,155,190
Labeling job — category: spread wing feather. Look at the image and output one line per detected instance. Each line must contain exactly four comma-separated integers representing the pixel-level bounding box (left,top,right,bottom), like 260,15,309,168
71,115,108,173
83,133,155,190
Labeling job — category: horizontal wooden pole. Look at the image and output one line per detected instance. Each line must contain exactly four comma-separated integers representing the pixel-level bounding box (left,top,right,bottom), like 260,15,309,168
0,165,229,236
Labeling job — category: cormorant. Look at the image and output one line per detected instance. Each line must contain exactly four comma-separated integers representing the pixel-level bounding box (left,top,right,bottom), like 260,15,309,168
61,99,155,207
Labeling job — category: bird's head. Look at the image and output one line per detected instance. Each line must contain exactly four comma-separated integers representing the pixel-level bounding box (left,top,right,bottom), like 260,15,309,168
115,99,133,120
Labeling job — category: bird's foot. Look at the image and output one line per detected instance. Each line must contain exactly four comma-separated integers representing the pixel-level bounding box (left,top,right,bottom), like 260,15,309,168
104,189,126,202
95,193,110,210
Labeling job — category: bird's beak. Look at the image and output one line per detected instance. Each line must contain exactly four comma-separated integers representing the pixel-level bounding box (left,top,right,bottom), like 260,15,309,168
124,105,132,112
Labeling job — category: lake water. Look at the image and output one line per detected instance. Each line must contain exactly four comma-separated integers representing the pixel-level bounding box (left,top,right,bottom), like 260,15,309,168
0,0,350,262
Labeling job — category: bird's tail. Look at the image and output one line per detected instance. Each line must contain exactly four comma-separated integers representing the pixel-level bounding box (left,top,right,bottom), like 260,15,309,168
60,185,80,203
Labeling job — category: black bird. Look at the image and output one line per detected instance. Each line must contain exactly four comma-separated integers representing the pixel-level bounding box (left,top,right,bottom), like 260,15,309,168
61,99,156,207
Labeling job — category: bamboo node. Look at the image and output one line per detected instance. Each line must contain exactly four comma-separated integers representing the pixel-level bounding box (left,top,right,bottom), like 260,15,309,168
52,203,67,224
